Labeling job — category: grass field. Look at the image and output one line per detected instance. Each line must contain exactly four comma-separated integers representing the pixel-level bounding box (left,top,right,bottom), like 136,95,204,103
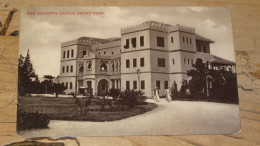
18,96,158,122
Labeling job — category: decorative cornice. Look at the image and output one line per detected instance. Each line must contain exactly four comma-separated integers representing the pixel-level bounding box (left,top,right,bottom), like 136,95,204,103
121,21,195,35
121,71,187,75
121,48,196,53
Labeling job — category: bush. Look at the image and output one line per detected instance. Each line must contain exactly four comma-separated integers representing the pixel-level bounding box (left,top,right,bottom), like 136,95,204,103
180,80,189,95
120,90,146,108
17,111,50,131
95,89,147,111
108,88,121,100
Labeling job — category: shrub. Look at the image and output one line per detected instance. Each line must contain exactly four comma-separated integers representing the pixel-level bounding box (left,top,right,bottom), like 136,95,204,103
170,81,178,98
95,96,115,111
120,90,145,108
180,80,189,95
108,88,121,100
17,111,50,131
95,89,147,111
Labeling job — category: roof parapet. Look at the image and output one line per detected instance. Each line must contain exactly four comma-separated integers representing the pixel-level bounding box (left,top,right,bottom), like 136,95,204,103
121,21,170,34
168,24,195,33
84,53,118,59
61,38,101,47
61,40,77,47
92,40,121,50
77,38,100,46
121,21,195,34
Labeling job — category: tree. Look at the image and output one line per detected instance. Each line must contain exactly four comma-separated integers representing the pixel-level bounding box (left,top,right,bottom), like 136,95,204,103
30,75,41,93
43,75,55,81
180,80,189,95
187,58,207,96
42,75,55,94
18,49,35,95
170,80,178,97
53,83,67,98
187,58,238,102
208,67,238,101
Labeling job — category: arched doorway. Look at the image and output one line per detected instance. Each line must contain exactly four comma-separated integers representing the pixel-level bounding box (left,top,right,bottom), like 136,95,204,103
98,79,109,95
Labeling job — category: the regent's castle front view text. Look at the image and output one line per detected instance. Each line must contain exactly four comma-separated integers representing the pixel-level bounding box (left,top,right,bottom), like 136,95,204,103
59,21,235,97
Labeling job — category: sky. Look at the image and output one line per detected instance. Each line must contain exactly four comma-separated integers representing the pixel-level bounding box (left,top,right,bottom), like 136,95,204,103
19,7,235,78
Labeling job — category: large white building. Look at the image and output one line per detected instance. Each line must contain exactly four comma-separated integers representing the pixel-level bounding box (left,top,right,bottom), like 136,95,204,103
59,21,235,97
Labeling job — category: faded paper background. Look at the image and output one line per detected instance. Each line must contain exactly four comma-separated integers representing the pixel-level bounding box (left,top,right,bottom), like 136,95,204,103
0,0,259,145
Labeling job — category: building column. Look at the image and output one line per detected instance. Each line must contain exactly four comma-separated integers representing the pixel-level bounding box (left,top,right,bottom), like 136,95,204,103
119,79,121,89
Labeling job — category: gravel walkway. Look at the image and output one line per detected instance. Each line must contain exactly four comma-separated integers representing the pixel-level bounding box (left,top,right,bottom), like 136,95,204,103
19,99,240,137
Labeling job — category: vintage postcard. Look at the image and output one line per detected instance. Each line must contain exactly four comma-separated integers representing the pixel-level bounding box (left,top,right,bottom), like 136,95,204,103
17,7,240,136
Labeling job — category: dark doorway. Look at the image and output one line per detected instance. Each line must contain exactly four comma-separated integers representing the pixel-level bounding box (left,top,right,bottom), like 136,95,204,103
98,79,109,95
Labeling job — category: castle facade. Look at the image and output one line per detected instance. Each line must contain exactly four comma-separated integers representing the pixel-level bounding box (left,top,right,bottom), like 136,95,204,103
59,21,235,97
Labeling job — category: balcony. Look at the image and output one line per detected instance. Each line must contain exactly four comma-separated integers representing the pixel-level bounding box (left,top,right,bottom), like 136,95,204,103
100,70,108,75
76,58,84,63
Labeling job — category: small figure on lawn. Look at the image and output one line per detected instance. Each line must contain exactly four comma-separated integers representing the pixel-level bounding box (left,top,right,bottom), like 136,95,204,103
165,88,171,102
154,87,160,102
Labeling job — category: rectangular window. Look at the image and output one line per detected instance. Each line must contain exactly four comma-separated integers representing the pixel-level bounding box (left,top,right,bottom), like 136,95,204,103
184,58,186,65
133,59,137,67
140,58,144,67
71,49,74,58
63,51,66,59
66,66,69,72
158,58,166,67
133,81,137,89
126,59,130,68
70,65,73,72
198,47,201,52
156,80,160,89
124,39,129,49
83,51,87,56
126,81,130,90
190,38,192,44
62,66,65,73
87,81,92,88
188,59,190,65
141,80,145,89
70,82,72,89
140,36,144,46
131,38,136,48
204,46,207,53
157,36,165,47
66,82,68,89
186,37,188,43
191,59,193,65
67,50,70,58
172,58,175,65
183,37,185,43
171,37,174,43
164,81,168,89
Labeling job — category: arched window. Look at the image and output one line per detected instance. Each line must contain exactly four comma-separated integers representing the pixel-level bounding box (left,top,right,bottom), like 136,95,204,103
112,62,115,72
100,62,107,71
87,63,92,70
116,62,119,71
79,65,84,73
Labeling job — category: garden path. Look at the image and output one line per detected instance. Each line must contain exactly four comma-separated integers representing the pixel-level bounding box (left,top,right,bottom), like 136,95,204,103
19,99,240,137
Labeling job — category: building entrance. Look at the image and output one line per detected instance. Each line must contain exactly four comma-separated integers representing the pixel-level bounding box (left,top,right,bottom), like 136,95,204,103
98,79,109,95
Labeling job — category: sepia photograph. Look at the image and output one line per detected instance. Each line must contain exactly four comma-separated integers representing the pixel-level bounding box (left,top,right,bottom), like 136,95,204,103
17,7,240,137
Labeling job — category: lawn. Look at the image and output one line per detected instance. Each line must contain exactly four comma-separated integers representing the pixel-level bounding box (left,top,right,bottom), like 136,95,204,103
18,96,158,122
